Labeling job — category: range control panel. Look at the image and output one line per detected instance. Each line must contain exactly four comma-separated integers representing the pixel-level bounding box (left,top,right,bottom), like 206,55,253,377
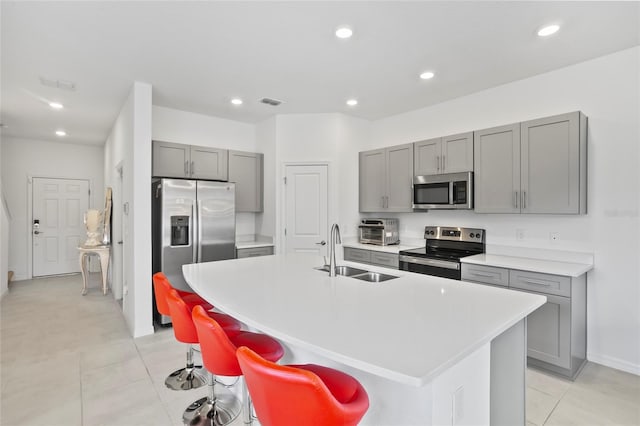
424,226,485,243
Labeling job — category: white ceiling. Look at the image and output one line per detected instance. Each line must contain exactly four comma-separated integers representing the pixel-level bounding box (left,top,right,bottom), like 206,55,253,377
1,1,638,146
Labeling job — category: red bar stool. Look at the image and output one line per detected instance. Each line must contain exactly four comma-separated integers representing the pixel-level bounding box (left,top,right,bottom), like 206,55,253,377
153,272,213,312
159,282,241,391
192,305,285,426
237,346,369,426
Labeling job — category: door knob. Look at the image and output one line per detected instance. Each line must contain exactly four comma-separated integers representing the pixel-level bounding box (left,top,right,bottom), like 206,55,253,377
34,230,43,235
315,241,327,246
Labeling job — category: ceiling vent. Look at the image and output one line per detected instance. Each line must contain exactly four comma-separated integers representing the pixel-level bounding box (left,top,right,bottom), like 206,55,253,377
260,97,283,106
39,76,76,91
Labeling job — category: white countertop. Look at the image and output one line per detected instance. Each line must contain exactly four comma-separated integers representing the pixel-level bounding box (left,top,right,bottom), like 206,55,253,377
235,241,274,249
183,254,545,387
342,241,420,254
461,254,593,277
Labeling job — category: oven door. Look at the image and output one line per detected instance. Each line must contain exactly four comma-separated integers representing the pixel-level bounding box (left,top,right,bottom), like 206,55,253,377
398,255,461,280
358,226,384,245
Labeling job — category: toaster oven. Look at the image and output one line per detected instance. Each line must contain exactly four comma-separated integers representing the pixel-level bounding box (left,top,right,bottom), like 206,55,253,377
358,219,400,245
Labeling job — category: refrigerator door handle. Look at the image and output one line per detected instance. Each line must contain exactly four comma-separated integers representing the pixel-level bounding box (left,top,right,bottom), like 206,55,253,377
192,202,198,264
196,200,203,263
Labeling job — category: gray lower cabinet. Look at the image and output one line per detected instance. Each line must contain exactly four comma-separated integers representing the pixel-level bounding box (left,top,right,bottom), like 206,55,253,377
461,263,586,379
359,143,413,212
344,247,398,269
228,150,263,212
474,111,587,214
152,140,228,181
236,246,274,259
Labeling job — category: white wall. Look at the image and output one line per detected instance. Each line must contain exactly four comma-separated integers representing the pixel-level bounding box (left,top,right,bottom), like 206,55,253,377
255,117,277,239
104,82,154,338
0,174,9,297
368,47,640,374
1,137,104,281
151,106,258,237
270,113,370,252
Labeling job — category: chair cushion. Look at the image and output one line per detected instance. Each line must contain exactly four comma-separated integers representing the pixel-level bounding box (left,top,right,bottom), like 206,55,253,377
291,364,360,404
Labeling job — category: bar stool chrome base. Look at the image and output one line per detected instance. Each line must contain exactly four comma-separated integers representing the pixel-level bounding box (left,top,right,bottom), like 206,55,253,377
183,387,241,426
165,366,207,391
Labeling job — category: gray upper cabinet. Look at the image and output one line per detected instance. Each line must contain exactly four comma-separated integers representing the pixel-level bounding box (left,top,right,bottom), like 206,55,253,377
152,141,191,178
152,140,228,181
521,112,587,214
474,123,521,213
190,146,228,181
474,112,587,214
414,132,473,176
359,143,413,212
228,150,263,212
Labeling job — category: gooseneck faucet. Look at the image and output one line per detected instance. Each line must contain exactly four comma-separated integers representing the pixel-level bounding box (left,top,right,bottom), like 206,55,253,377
329,223,342,277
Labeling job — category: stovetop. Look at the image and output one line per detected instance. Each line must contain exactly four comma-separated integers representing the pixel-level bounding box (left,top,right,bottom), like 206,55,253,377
399,226,486,262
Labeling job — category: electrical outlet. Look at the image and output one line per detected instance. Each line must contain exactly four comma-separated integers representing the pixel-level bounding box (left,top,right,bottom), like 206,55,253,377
516,229,525,241
549,232,560,242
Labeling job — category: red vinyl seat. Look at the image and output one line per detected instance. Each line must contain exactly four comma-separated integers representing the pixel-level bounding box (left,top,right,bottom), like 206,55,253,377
159,284,241,392
152,272,213,313
237,346,369,426
191,305,285,425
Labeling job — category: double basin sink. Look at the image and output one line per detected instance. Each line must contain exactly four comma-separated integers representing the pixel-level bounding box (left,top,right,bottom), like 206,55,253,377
315,265,399,282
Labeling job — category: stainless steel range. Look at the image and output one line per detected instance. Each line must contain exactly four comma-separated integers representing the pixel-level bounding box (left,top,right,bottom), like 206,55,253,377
399,226,485,280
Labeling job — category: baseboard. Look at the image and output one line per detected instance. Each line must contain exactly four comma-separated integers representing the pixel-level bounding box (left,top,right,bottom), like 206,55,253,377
588,353,640,376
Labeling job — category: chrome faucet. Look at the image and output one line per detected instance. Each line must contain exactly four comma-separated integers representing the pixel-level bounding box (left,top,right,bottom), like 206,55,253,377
329,223,341,277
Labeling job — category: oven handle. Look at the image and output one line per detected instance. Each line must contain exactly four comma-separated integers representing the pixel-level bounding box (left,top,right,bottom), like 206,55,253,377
399,255,460,270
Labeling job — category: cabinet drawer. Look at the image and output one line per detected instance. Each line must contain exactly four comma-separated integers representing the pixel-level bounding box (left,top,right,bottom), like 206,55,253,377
369,252,398,269
236,246,274,259
510,270,570,297
343,247,371,263
461,264,509,287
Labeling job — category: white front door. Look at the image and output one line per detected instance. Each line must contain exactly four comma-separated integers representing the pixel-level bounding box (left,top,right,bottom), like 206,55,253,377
32,177,89,277
284,164,328,255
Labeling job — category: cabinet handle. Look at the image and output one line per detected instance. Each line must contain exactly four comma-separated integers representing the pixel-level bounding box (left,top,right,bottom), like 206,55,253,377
521,279,551,287
442,155,445,172
522,191,526,209
436,156,440,171
471,272,494,278
514,191,519,208
184,161,189,176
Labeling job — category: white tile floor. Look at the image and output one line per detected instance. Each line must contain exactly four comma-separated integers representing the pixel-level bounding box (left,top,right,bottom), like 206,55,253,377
1,274,639,426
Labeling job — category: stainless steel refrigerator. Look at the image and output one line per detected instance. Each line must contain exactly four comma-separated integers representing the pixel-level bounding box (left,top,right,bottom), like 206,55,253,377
152,178,235,325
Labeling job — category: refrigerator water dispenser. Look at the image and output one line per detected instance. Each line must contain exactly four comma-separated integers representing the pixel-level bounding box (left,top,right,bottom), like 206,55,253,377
171,216,189,246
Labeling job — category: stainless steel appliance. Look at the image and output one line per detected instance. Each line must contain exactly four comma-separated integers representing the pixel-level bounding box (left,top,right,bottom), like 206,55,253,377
152,178,235,325
399,226,485,280
358,218,400,245
413,172,473,210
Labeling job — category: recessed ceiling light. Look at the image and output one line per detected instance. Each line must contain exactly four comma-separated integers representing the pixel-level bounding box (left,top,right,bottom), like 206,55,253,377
55,130,66,136
49,102,64,109
335,26,353,39
420,71,435,80
231,98,243,105
537,24,560,37
346,99,358,107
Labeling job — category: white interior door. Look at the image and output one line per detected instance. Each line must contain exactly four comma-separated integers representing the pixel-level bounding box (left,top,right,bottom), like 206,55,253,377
32,177,89,277
284,164,328,254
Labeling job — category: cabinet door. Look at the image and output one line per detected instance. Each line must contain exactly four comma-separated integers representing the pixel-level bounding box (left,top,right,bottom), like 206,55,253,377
527,293,571,369
442,132,474,173
190,146,228,181
359,149,386,212
521,112,584,214
386,143,414,212
474,123,521,213
229,151,263,212
414,138,442,176
152,141,190,178
370,252,399,269
236,246,273,258
461,263,509,287
343,247,371,263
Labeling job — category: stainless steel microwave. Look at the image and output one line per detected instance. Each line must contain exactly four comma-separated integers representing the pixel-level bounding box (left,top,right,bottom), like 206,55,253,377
413,172,473,210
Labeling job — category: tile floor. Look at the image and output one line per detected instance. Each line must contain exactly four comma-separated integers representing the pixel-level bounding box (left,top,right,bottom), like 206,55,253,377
1,274,639,426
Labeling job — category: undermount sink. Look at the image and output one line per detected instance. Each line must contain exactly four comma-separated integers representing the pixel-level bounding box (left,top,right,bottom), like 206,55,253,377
350,272,399,283
315,265,368,276
315,265,399,282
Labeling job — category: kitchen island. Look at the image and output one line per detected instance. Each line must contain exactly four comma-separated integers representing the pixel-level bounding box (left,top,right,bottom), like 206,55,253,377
183,254,546,425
